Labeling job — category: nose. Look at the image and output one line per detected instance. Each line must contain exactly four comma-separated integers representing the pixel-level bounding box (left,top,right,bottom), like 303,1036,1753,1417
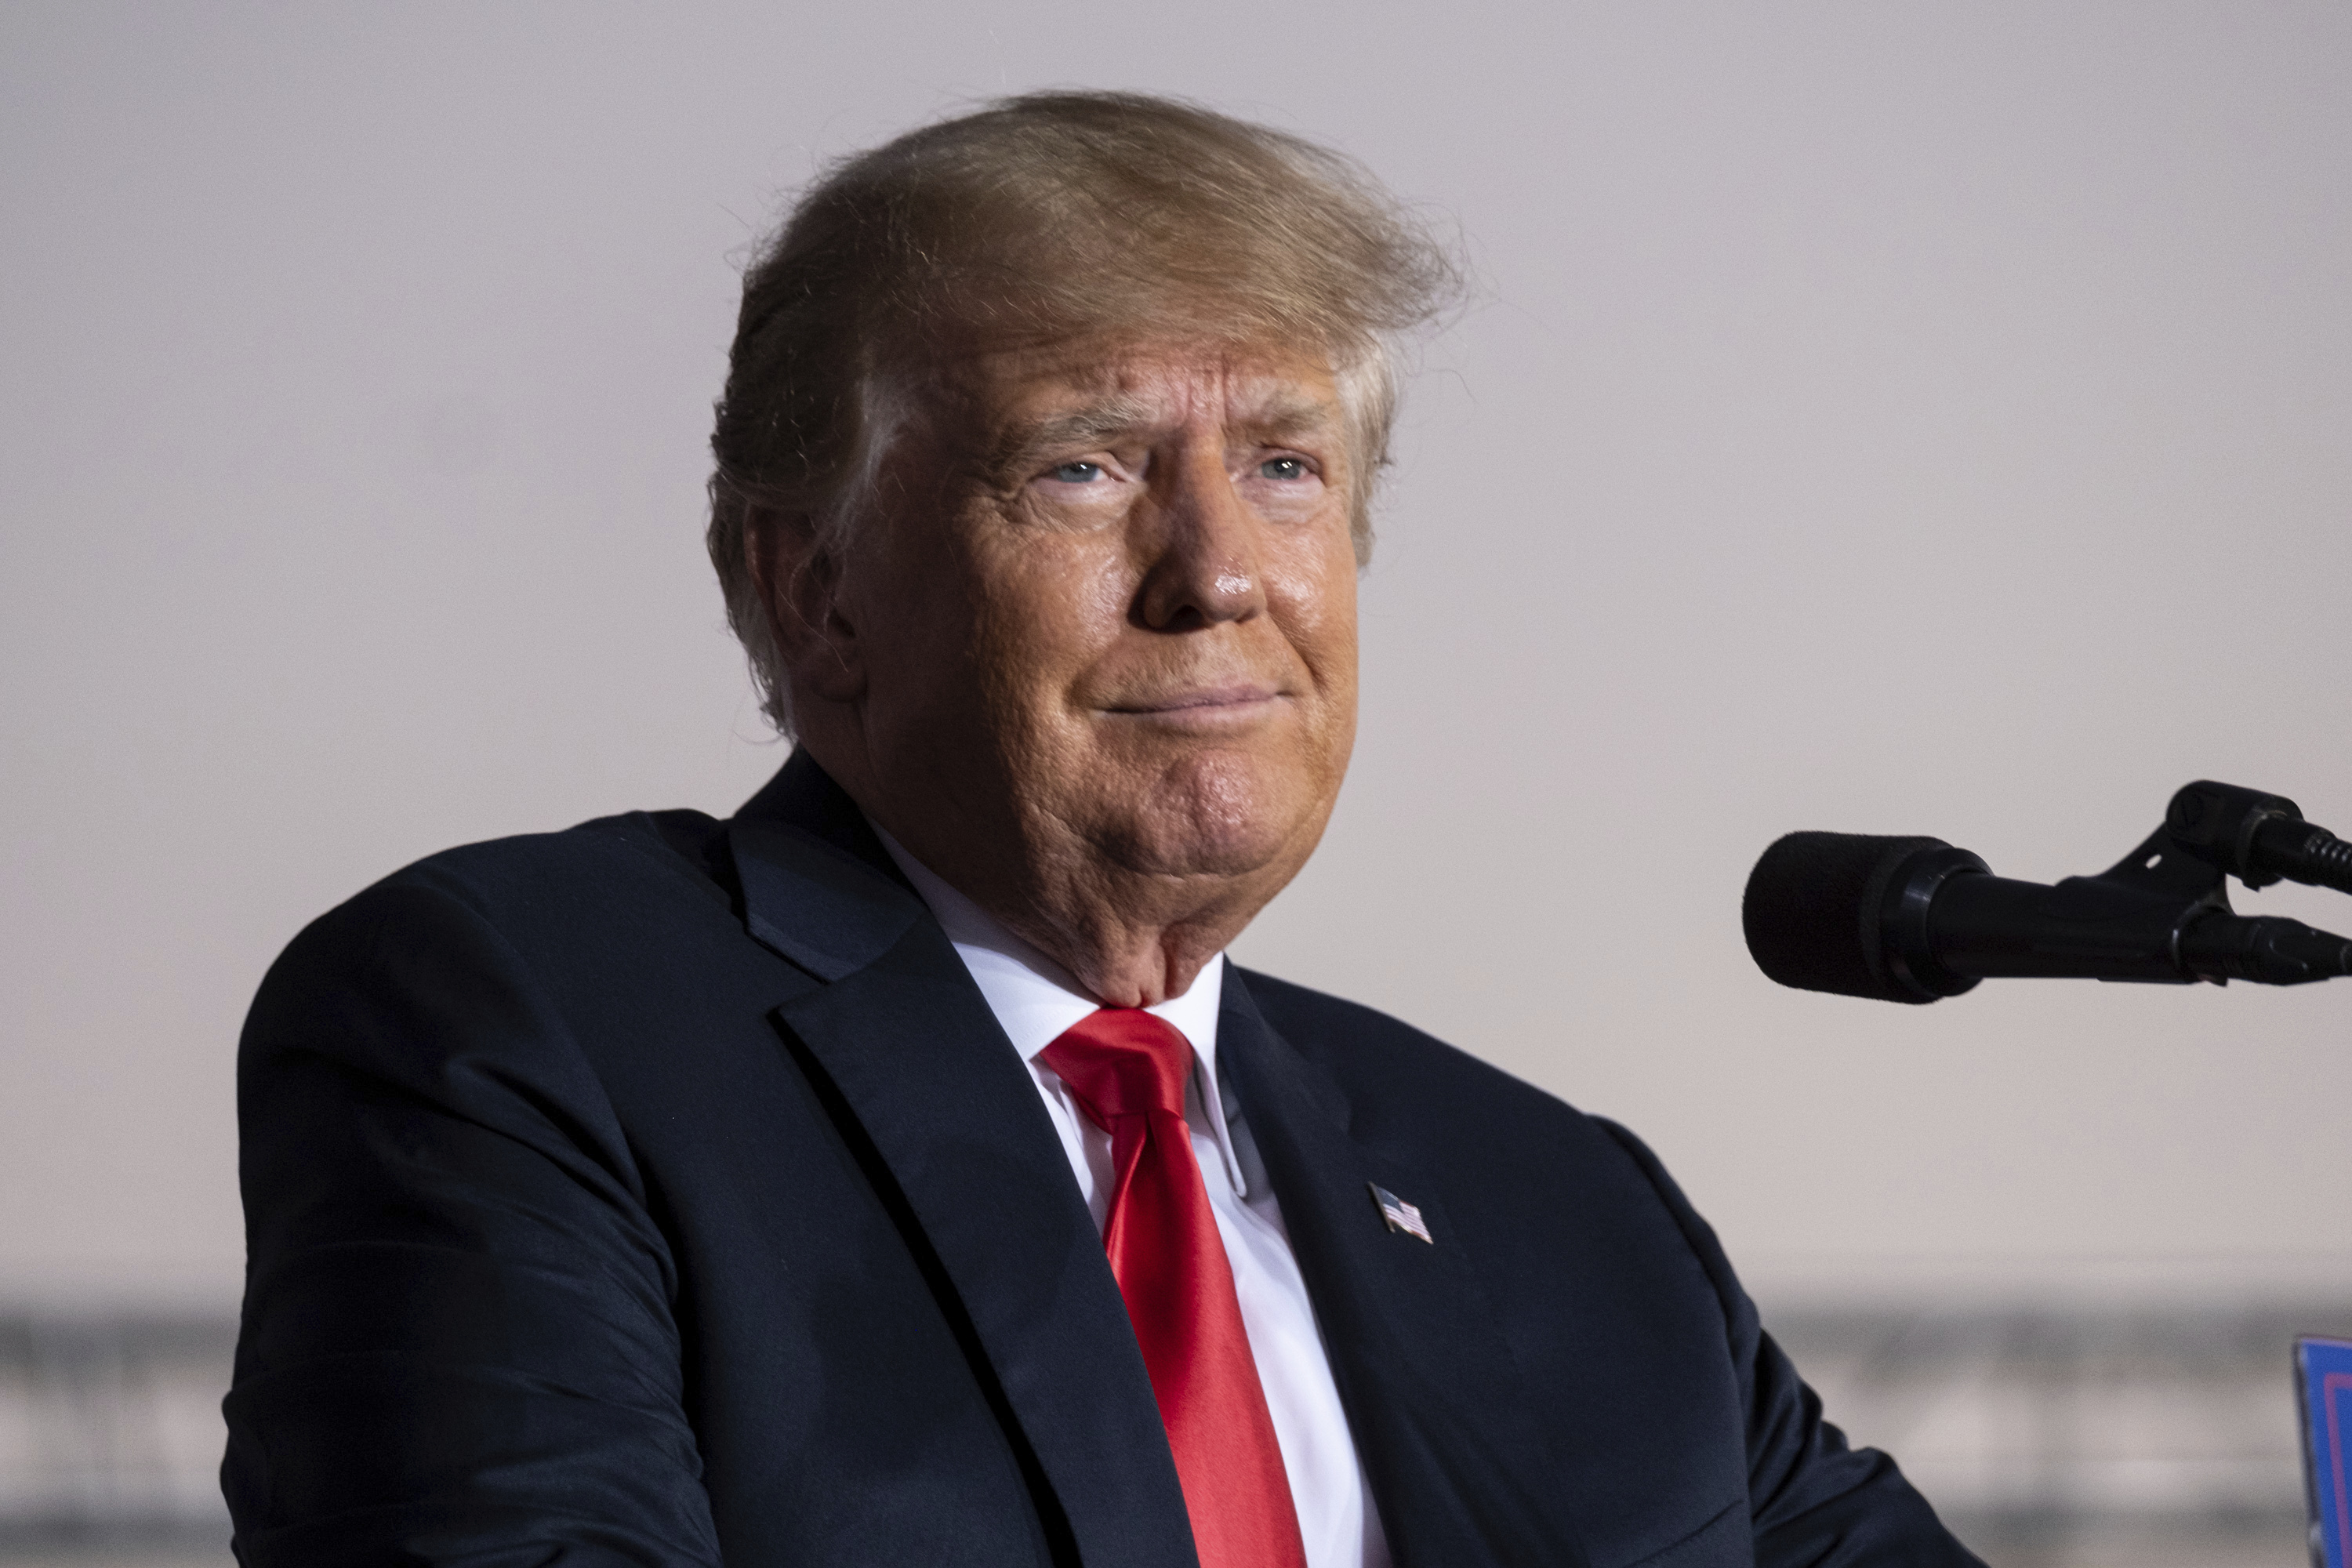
1134,445,1268,632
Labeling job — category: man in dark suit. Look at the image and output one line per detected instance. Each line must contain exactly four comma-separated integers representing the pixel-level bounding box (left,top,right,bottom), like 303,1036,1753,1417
224,93,1982,1566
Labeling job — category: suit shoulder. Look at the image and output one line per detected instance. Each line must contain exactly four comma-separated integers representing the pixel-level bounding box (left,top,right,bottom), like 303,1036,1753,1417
260,808,736,1000
365,807,732,925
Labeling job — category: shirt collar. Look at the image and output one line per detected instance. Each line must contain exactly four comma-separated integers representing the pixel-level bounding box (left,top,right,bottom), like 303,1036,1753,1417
870,821,1244,1194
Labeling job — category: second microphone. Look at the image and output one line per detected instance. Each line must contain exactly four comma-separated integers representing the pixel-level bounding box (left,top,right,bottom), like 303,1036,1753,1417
1744,830,2352,1004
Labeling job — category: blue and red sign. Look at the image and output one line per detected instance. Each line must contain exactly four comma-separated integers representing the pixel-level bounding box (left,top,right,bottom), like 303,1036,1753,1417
2302,1337,2352,1568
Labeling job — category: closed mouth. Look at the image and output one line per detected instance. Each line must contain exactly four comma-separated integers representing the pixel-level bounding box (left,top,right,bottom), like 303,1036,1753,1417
1105,683,1283,714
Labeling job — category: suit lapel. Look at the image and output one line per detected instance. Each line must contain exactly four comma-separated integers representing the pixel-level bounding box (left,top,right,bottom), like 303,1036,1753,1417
731,755,1199,1568
1219,975,1592,1568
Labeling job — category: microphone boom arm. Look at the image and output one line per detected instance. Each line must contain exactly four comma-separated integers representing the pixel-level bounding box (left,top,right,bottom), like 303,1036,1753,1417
1875,784,2352,998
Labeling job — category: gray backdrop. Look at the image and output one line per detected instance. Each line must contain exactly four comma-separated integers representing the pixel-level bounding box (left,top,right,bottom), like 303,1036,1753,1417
5,1,2347,1318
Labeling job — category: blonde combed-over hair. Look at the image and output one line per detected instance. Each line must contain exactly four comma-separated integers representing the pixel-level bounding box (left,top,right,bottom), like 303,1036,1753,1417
706,91,1461,732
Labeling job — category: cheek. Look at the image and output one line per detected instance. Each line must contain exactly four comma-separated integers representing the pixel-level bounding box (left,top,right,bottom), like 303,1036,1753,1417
1275,529,1360,792
1270,525,1362,682
965,537,1131,717
841,535,964,690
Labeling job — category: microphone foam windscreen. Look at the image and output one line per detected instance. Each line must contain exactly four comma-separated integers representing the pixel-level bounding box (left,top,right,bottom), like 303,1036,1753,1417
1743,832,1948,1002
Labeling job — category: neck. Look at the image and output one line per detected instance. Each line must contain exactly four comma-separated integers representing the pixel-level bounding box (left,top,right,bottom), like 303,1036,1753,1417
903,819,1279,1007
796,721,1319,1009
992,875,1249,1007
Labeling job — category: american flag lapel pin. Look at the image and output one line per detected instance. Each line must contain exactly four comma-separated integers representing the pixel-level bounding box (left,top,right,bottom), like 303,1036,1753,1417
1368,1182,1433,1244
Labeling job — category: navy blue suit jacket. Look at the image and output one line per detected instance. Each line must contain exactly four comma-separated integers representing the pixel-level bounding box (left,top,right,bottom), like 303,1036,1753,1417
224,753,1980,1566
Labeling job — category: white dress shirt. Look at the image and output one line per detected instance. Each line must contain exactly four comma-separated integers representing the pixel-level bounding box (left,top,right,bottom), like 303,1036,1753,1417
874,828,1391,1568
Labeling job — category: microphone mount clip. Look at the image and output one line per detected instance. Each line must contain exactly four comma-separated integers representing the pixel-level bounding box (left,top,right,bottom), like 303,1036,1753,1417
1875,780,2352,996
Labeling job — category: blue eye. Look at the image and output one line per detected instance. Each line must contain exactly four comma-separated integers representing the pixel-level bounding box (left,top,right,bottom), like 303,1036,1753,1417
1047,461,1104,483
1259,457,1308,480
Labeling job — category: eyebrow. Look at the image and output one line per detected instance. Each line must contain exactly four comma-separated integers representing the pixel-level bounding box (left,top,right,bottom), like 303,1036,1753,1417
982,392,1344,482
993,400,1160,470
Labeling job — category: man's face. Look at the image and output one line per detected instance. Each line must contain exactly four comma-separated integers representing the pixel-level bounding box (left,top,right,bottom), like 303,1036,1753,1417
822,339,1361,938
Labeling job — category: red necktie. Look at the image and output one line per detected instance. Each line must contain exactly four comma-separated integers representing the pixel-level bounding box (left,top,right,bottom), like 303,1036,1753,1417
1040,1010,1309,1568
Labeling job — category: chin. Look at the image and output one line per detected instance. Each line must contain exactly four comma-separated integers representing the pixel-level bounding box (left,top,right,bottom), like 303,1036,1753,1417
1112,750,1331,880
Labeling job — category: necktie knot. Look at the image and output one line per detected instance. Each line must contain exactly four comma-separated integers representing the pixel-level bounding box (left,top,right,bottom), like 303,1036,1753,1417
1038,1008,1192,1127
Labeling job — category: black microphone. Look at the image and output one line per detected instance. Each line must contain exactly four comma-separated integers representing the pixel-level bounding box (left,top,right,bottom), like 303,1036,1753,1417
1744,783,2352,1004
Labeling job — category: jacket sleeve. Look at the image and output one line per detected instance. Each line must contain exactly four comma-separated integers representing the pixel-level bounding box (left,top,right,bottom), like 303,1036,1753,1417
223,870,724,1567
1594,1119,1986,1568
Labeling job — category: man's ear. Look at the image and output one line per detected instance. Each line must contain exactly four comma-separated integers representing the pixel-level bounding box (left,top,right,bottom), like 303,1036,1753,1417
747,514,865,705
